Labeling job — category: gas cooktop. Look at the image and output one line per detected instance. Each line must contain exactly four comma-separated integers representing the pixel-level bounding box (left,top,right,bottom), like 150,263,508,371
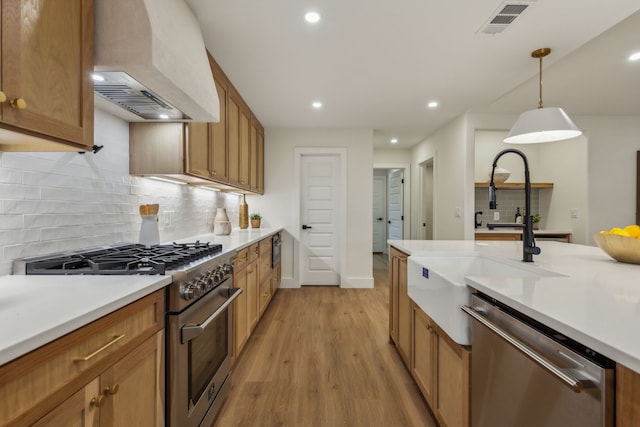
14,242,223,275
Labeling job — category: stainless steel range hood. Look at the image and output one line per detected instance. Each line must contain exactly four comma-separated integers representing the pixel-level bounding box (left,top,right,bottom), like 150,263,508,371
94,0,219,122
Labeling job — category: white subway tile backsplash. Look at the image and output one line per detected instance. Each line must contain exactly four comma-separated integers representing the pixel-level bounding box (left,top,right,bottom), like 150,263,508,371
0,109,242,274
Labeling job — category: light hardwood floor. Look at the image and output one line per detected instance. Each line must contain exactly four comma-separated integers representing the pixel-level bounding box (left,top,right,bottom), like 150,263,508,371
212,253,436,427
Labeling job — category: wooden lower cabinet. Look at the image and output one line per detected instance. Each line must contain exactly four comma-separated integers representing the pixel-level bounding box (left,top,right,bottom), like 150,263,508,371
617,363,640,427
0,291,165,427
389,246,410,365
411,301,470,427
233,236,277,362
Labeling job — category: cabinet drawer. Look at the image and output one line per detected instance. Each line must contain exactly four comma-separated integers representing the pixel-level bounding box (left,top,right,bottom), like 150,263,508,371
259,237,272,254
234,247,249,271
0,291,164,426
248,243,259,262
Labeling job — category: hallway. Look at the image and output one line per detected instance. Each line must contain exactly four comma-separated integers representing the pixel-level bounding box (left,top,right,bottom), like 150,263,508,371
212,254,436,426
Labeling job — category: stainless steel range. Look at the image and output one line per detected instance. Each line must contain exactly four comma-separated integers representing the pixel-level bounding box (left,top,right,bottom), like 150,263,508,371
14,241,242,427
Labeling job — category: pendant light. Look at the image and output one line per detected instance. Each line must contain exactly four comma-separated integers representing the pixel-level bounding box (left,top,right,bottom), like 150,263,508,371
504,48,581,144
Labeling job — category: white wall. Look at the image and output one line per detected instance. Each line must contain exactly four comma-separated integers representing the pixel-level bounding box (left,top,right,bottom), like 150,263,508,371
248,128,374,288
0,109,240,275
579,115,640,242
410,116,469,240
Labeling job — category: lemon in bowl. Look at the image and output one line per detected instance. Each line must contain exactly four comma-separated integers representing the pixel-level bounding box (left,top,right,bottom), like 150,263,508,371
594,225,640,264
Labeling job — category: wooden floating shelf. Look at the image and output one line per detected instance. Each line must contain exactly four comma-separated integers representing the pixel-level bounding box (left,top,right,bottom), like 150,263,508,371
474,182,554,189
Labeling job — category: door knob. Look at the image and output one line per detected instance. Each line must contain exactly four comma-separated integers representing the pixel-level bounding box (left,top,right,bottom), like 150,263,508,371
377,217,383,221
302,224,312,230
388,221,391,224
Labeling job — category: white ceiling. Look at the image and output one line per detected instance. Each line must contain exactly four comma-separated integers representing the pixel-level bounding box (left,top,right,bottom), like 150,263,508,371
186,0,640,149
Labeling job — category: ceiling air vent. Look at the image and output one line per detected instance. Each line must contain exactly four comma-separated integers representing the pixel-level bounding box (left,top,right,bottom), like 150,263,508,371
478,1,536,35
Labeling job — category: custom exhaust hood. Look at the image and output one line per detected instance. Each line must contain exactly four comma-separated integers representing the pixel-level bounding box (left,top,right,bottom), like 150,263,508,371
93,0,219,122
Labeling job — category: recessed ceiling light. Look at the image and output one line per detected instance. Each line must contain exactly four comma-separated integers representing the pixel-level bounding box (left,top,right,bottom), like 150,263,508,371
427,101,439,108
304,11,321,23
91,73,105,82
390,138,398,144
159,114,169,119
312,101,323,109
629,52,640,61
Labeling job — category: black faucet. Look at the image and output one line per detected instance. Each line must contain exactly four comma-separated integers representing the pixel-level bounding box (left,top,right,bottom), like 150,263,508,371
475,211,483,228
487,148,541,262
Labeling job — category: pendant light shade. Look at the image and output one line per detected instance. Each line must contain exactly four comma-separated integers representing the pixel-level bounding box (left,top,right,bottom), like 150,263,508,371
505,48,581,144
504,107,581,144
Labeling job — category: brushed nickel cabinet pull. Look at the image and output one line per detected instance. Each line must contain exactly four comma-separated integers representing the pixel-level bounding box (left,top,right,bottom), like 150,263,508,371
73,334,125,362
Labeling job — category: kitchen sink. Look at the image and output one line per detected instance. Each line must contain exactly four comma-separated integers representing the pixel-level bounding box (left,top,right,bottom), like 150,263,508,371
407,253,560,345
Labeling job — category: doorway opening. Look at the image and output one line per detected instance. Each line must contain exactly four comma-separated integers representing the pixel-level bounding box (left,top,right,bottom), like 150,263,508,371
372,163,410,254
419,158,435,240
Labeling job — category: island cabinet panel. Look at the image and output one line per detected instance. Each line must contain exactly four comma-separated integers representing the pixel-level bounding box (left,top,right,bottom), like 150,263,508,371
617,363,640,427
411,303,437,404
389,246,410,366
0,0,94,151
410,301,470,427
0,290,164,426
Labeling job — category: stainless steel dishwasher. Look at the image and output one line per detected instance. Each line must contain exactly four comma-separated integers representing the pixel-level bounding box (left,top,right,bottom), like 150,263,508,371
462,293,615,427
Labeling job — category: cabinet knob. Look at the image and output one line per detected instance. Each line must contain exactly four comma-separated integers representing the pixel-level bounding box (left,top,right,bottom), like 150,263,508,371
10,98,27,109
210,170,217,176
91,395,106,407
0,91,6,103
104,384,120,395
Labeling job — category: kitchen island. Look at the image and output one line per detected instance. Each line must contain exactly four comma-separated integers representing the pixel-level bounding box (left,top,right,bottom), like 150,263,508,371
389,239,640,371
389,239,640,426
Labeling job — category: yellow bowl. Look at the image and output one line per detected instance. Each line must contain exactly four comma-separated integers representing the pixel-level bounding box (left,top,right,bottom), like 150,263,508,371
593,233,640,264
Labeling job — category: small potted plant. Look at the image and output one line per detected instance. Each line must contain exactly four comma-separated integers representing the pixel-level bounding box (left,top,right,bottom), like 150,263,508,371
250,213,262,228
532,214,541,230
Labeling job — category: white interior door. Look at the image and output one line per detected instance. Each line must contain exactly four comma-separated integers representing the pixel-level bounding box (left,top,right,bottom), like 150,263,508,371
388,169,404,240
372,175,387,252
300,154,340,286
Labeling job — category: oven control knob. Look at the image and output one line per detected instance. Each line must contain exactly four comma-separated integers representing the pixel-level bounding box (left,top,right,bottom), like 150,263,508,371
223,263,233,274
181,282,202,300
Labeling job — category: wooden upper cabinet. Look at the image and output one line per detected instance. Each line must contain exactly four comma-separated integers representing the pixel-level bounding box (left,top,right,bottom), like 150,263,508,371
250,119,264,194
210,80,228,182
185,122,210,179
227,92,241,187
238,108,250,189
0,0,94,151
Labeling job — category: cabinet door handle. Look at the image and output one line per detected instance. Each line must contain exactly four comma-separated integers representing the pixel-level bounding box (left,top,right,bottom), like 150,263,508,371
91,394,105,407
72,334,125,362
0,91,6,103
104,384,120,395
10,98,27,109
210,170,217,176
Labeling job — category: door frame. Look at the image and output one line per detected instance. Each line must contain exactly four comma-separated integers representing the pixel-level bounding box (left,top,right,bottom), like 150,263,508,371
293,147,347,287
373,163,410,243
372,174,387,252
419,157,436,240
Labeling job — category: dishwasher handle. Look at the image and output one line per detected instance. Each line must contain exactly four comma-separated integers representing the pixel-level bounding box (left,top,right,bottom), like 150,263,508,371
462,305,583,392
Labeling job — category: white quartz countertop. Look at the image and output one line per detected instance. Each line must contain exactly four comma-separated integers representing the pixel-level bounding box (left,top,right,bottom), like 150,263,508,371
0,227,283,367
0,274,171,366
389,239,640,373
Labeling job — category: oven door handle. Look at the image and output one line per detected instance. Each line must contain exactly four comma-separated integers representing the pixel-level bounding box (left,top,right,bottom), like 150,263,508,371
181,288,243,343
